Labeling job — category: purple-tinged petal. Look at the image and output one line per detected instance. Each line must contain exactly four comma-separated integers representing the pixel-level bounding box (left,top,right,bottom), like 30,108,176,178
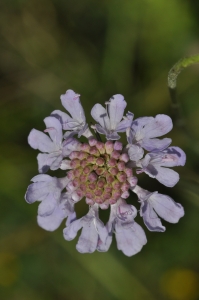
142,114,173,138
141,138,172,152
91,104,110,130
60,89,86,123
128,144,144,162
115,221,147,257
108,94,127,130
115,119,132,132
160,147,186,167
37,205,66,231
51,109,73,129
28,129,55,153
44,116,63,145
140,201,165,232
37,152,62,173
150,193,184,223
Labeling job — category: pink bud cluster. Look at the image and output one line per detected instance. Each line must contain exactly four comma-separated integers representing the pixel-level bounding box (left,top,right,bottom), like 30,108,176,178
66,139,137,209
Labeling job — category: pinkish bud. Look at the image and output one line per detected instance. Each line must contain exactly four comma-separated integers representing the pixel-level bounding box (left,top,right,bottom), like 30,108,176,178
72,178,80,187
112,180,121,189
119,153,129,162
124,167,133,177
117,172,127,182
100,202,109,210
67,170,75,179
70,159,80,168
95,167,105,175
108,167,119,176
88,138,97,147
87,155,97,164
90,146,100,156
105,141,114,154
95,189,103,196
88,172,98,182
96,157,105,166
86,198,95,205
121,182,130,192
95,197,103,204
121,191,130,199
97,178,106,188
74,167,83,177
117,161,125,171
107,158,117,167
110,150,120,160
127,176,138,187
114,141,123,151
80,159,88,167
96,141,105,154
69,151,79,160
106,174,115,183
83,166,92,174
80,143,90,152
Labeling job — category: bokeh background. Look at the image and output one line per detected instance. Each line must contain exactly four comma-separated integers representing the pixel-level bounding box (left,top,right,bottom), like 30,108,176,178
1,0,199,299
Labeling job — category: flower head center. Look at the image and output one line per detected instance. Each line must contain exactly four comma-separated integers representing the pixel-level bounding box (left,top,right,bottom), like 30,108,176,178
67,140,132,208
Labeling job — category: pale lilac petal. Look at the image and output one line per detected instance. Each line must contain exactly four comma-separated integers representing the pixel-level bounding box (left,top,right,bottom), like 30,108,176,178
106,132,120,140
128,144,144,161
150,193,184,223
108,94,127,130
37,206,66,231
140,201,165,232
44,116,63,145
37,152,62,173
60,89,85,123
97,234,112,252
142,114,173,138
63,219,82,240
28,129,55,153
141,138,172,152
91,104,110,129
154,166,179,187
76,222,99,253
115,222,147,257
25,175,66,204
62,138,80,157
38,195,57,216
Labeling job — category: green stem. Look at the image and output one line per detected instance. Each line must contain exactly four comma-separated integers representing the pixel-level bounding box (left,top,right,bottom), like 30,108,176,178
168,54,199,127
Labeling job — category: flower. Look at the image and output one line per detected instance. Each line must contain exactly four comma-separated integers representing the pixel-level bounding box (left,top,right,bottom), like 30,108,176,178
25,89,186,256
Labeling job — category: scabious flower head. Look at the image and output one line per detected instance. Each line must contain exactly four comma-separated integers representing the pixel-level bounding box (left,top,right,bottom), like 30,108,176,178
25,89,186,256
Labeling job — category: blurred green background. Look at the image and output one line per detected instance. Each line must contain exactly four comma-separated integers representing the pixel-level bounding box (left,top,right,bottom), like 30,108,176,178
1,0,199,299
